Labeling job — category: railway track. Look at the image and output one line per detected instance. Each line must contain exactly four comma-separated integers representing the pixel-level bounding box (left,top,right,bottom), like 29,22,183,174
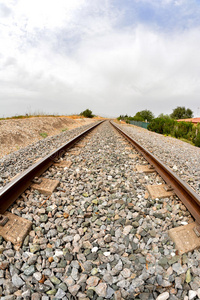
110,121,200,231
0,121,103,214
0,120,200,299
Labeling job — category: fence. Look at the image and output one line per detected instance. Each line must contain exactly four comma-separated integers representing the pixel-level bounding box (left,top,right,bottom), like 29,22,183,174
129,120,150,129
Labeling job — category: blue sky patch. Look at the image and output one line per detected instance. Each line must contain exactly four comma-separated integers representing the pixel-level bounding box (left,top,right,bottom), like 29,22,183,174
111,0,200,31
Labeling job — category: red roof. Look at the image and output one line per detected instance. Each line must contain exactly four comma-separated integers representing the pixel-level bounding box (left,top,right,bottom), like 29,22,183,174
177,118,200,123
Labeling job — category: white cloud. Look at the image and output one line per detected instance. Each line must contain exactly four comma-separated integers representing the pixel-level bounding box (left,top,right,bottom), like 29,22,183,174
0,2,12,17
0,0,200,117
1,0,86,29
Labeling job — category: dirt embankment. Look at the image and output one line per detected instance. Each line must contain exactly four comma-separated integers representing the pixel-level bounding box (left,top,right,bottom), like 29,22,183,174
0,116,96,158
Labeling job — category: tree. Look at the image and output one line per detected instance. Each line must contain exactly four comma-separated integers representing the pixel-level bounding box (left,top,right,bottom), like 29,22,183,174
80,109,94,118
158,113,171,119
133,110,154,122
170,106,193,120
133,112,144,121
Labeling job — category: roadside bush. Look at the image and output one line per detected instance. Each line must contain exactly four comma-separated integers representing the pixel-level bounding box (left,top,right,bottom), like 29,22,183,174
148,118,200,148
173,122,193,139
147,118,165,134
194,132,200,147
147,118,175,134
163,119,176,135
192,124,200,147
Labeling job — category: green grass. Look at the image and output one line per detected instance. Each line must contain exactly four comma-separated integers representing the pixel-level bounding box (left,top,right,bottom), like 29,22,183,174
39,132,48,138
61,127,68,132
178,137,195,145
164,134,195,145
0,113,60,120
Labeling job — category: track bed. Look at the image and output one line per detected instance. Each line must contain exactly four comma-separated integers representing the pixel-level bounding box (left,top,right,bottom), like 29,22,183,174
0,121,199,299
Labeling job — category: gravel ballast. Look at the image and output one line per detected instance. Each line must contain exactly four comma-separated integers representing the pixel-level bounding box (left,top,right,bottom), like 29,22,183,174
0,121,199,299
0,122,99,189
117,122,200,196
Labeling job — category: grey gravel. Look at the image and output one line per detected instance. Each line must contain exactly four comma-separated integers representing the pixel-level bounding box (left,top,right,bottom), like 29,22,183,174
0,122,99,188
11,273,24,288
119,122,200,196
0,121,199,299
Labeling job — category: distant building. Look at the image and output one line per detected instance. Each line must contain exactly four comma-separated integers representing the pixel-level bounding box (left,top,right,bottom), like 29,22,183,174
177,118,200,125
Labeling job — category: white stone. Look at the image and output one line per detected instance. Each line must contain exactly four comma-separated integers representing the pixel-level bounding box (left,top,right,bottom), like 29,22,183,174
103,252,110,256
95,282,107,297
12,273,25,288
120,268,131,278
55,288,66,299
188,290,197,300
181,221,188,225
123,225,132,235
49,204,57,210
156,291,169,300
73,234,80,243
92,247,98,253
68,284,80,296
54,250,63,257
33,272,42,281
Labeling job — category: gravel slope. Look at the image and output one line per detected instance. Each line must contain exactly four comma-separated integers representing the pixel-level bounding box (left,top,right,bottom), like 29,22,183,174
0,117,95,158
0,121,98,189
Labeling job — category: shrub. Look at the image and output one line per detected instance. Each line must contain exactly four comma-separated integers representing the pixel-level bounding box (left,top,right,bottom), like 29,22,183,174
147,118,175,134
192,124,200,146
80,109,94,118
173,121,193,139
162,119,176,135
194,132,200,147
148,118,200,147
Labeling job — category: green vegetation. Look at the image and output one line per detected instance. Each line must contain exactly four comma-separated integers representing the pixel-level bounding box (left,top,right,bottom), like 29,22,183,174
0,115,26,120
117,106,199,147
170,106,193,119
194,130,200,147
178,138,194,146
158,113,171,119
133,110,155,122
147,118,175,135
148,119,200,147
117,110,154,123
61,128,68,132
117,114,130,122
39,132,48,138
0,113,59,120
80,109,94,118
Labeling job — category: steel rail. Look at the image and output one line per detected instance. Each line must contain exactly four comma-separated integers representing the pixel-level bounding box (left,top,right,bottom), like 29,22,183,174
111,121,200,225
0,121,104,214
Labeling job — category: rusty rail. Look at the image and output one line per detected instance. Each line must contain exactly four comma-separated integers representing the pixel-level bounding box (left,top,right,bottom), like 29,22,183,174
0,121,104,214
111,121,200,225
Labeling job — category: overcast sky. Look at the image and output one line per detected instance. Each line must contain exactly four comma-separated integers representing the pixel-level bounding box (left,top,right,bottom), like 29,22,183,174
0,0,200,118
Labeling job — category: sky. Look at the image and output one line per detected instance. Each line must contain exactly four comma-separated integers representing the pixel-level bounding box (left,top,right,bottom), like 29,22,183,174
0,0,200,118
